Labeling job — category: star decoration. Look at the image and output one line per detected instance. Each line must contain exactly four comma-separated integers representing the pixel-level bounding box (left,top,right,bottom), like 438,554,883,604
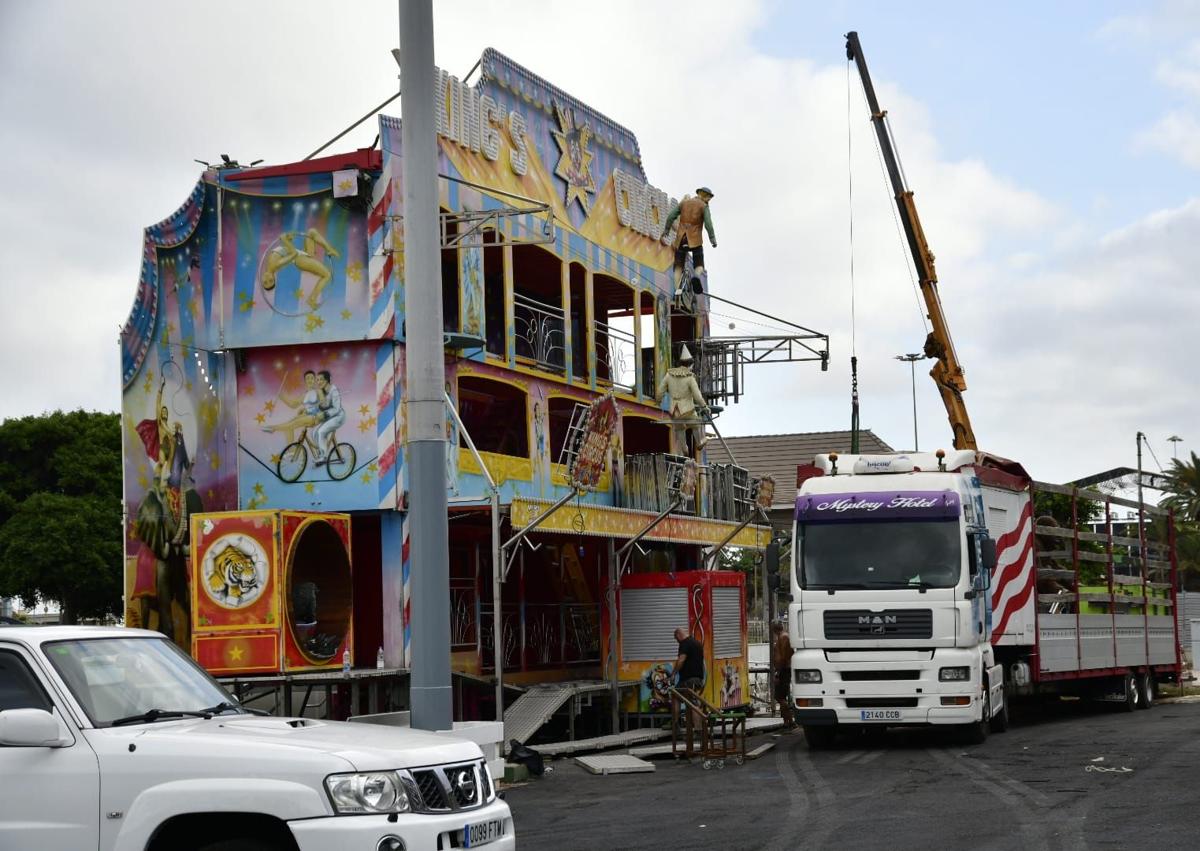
270,453,281,465
209,454,220,470
368,462,379,474
361,471,373,484
228,644,245,662
337,178,354,194
255,413,266,424
253,482,265,496
304,313,325,333
346,261,364,282
358,404,370,416
551,102,596,214
264,400,276,413
341,309,353,321
305,483,315,494
358,419,371,433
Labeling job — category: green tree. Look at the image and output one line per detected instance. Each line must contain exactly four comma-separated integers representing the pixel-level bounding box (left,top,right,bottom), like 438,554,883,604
0,410,122,622
1162,451,1200,522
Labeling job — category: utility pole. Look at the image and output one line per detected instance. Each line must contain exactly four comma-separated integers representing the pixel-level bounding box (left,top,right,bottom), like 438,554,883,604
895,353,923,451
399,0,451,731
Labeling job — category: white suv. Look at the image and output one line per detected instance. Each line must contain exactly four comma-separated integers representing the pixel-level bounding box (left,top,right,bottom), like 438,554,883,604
0,626,514,850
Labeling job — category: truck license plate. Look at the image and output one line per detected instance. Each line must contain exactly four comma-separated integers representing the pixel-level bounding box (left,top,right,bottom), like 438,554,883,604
860,709,901,721
464,817,505,847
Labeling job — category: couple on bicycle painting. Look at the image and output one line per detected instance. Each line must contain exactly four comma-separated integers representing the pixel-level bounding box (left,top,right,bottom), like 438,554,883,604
264,369,344,466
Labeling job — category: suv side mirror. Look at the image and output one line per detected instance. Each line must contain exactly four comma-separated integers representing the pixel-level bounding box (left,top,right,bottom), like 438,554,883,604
0,709,69,748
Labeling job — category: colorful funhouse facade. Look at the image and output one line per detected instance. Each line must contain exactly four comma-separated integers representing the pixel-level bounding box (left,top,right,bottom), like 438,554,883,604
120,49,781,727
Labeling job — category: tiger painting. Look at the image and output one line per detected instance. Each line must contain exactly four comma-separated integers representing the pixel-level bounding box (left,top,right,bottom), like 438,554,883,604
206,544,262,607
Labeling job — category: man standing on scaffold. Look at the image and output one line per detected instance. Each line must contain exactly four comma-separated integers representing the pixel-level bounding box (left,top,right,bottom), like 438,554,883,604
662,187,717,301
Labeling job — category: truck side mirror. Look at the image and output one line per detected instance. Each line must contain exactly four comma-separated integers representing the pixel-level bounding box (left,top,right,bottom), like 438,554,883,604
764,541,780,576
0,709,69,748
981,538,997,575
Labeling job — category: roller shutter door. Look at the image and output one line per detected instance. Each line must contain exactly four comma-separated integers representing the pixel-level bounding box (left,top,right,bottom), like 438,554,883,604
712,586,742,657
621,587,688,661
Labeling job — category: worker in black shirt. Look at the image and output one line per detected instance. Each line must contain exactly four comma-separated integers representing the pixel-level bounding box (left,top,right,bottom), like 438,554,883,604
673,627,706,754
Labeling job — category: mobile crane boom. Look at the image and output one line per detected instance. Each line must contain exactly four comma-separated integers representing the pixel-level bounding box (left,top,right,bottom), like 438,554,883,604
845,31,978,451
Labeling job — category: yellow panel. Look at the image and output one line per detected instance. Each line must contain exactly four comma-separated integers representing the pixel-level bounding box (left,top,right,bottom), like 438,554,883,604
510,498,770,548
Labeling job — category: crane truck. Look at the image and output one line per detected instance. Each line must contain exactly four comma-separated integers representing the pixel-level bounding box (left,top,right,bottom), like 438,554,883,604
785,35,1181,749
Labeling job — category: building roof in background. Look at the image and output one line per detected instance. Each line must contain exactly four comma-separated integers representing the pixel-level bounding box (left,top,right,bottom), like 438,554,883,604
707,430,894,506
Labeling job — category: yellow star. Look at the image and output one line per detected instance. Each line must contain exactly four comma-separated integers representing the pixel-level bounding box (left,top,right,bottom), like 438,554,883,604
361,471,373,484
239,299,256,313
337,178,354,194
358,419,371,433
358,404,370,416
253,482,265,496
264,400,276,413
341,309,353,321
137,473,148,489
228,644,245,662
368,462,378,474
209,454,220,470
206,488,215,500
295,287,305,300
244,385,255,397
187,299,199,318
305,482,315,494
270,453,281,465
346,261,364,282
255,413,266,424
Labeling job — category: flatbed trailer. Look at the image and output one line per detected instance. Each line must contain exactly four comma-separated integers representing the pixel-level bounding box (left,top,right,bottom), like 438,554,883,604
993,476,1181,706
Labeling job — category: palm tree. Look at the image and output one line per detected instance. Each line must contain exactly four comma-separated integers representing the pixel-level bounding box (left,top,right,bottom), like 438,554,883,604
1163,451,1200,522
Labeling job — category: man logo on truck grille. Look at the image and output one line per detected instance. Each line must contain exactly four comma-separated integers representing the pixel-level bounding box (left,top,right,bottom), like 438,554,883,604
858,615,898,625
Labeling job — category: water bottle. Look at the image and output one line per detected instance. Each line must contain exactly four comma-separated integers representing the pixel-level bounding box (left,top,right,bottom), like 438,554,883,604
376,647,385,669
342,648,351,675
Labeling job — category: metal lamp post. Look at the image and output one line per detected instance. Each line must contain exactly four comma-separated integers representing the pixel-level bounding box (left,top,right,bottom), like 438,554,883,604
895,353,924,451
1169,435,1183,460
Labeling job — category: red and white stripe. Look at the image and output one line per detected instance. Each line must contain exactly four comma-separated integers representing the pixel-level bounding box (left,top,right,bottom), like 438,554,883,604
990,500,1035,644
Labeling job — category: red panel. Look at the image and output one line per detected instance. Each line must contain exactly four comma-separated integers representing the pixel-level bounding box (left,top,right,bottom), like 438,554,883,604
222,148,382,182
194,632,280,676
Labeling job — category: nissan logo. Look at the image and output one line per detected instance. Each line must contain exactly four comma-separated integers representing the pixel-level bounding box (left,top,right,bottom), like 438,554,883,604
452,768,477,802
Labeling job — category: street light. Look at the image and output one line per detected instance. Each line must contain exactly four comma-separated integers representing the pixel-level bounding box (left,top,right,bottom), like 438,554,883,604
895,353,925,451
1168,435,1183,460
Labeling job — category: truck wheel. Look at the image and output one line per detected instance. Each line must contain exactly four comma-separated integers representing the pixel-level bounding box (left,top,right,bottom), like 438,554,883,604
803,726,837,750
1120,672,1140,713
961,692,990,745
1136,672,1155,710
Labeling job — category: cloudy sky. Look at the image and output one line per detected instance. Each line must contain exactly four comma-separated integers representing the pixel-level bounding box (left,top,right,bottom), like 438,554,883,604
1,0,1197,485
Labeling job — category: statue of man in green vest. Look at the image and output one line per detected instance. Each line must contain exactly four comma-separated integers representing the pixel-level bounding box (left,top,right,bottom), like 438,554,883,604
662,187,716,298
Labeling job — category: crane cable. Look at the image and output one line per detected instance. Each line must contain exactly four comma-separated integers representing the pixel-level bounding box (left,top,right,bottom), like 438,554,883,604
847,61,861,452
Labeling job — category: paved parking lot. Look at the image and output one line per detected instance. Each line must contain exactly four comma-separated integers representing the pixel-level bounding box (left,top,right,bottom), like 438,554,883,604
506,699,1200,849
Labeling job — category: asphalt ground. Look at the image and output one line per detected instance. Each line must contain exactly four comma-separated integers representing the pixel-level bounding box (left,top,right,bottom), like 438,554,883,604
505,698,1200,850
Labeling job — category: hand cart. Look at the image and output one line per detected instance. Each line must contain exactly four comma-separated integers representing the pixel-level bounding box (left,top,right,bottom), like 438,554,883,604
670,686,746,769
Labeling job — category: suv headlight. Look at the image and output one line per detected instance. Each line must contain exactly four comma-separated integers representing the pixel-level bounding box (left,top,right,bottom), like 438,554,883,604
939,666,970,682
325,771,410,814
794,669,822,684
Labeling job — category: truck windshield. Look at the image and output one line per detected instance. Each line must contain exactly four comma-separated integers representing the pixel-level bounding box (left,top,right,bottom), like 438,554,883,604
799,520,961,590
43,636,240,727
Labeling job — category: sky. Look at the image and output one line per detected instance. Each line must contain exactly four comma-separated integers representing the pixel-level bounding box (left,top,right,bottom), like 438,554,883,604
0,0,1197,485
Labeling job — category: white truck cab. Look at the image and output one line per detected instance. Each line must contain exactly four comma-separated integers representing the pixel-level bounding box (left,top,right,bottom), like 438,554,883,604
0,626,514,851
789,451,1005,748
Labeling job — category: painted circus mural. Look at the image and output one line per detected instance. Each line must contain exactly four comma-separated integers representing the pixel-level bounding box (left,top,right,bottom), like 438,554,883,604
121,47,759,702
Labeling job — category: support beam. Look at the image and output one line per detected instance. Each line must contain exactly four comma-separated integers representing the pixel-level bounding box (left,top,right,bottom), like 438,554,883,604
399,0,451,731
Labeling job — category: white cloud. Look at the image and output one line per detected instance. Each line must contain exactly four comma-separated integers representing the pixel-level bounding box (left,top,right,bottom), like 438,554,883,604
1134,109,1200,168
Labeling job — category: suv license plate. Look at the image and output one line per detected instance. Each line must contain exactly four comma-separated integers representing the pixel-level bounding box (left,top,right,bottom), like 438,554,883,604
465,817,505,848
860,709,902,721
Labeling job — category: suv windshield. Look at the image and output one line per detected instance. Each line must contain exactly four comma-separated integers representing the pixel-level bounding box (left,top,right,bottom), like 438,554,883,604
799,519,962,590
43,637,238,727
